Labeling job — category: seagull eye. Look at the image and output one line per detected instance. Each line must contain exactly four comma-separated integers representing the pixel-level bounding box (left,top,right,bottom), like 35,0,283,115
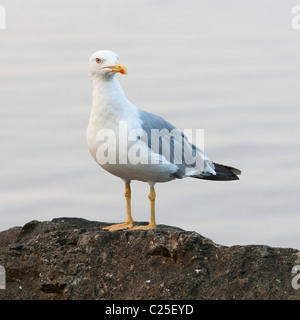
96,58,102,63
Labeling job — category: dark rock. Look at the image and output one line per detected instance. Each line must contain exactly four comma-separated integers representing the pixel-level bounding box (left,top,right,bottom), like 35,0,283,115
19,220,40,237
8,244,23,251
0,217,299,300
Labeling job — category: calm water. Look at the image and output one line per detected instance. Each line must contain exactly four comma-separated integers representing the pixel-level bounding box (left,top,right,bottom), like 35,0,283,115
1,0,300,248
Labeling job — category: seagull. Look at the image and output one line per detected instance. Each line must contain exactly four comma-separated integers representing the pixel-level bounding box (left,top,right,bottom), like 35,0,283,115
87,50,241,231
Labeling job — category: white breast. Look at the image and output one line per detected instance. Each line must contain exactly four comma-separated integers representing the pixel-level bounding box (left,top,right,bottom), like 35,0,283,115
87,76,178,183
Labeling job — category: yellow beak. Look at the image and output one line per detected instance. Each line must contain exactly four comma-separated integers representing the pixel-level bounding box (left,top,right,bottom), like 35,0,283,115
105,62,128,75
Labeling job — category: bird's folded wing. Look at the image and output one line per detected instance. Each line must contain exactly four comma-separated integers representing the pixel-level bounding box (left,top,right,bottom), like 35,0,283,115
138,109,216,178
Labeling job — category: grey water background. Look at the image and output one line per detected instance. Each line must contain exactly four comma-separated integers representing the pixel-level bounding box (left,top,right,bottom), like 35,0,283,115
1,0,300,249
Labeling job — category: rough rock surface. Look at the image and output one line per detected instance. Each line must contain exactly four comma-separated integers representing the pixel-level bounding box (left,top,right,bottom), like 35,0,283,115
0,217,299,300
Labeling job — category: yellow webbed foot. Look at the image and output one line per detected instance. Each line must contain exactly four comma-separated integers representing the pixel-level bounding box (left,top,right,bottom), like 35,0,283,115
127,222,156,231
102,221,134,231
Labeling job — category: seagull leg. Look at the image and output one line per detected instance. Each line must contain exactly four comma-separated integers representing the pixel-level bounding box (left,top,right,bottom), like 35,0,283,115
102,182,134,231
128,185,157,230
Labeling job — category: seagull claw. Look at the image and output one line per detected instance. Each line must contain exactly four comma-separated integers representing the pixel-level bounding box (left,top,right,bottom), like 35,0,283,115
102,221,134,232
126,223,156,231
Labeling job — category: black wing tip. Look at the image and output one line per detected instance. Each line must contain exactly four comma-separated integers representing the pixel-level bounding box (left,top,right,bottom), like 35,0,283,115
193,174,239,181
213,162,242,176
192,162,241,181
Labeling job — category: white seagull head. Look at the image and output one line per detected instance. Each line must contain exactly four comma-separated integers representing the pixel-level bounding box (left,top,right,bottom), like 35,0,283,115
89,50,127,79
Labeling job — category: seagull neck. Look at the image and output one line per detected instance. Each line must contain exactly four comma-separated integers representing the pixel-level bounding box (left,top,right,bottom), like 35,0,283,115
92,77,128,112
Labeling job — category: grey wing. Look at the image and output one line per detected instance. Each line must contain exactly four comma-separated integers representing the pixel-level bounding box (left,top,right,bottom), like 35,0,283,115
138,109,216,178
